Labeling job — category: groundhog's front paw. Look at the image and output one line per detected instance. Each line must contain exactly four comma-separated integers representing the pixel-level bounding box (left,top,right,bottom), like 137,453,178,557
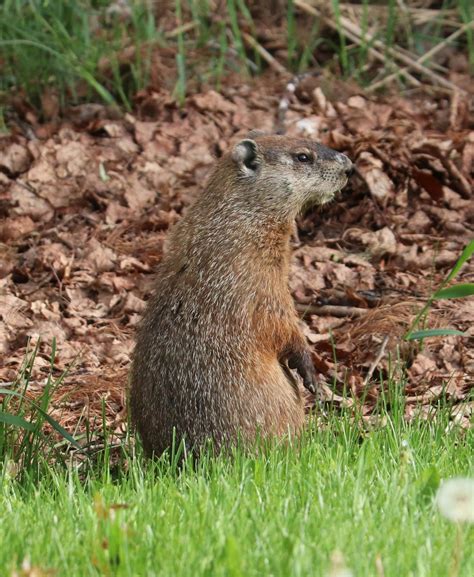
287,349,317,394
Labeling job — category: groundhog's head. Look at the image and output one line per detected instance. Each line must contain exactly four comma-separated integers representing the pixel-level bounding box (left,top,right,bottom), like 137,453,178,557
230,135,352,215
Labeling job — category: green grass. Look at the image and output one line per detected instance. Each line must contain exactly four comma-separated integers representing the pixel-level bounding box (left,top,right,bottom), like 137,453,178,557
1,398,473,576
2,344,473,576
0,0,162,113
0,341,83,481
1,0,472,116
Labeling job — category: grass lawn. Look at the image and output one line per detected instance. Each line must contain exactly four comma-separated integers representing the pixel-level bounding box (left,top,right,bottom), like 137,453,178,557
1,409,472,577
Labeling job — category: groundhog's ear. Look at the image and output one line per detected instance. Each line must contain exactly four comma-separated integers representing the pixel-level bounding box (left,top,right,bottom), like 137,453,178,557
231,139,260,174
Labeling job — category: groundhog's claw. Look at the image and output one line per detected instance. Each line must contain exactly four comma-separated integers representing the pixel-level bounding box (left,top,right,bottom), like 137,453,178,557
287,349,317,394
303,374,317,394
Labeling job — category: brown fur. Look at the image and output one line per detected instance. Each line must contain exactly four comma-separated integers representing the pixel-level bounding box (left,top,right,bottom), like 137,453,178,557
130,135,352,456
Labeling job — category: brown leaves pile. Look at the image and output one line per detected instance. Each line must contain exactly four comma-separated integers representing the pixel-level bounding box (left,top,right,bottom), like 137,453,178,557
1,78,472,436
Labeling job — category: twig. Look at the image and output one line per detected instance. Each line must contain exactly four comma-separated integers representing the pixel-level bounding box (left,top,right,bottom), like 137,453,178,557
368,21,474,92
165,21,197,39
405,391,443,404
396,43,448,74
450,89,461,130
294,0,421,88
296,304,367,318
363,336,389,387
276,74,312,133
439,157,472,199
241,32,290,76
339,3,459,26
276,80,293,134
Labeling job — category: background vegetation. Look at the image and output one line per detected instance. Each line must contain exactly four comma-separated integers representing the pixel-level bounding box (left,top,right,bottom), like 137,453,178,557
0,0,472,116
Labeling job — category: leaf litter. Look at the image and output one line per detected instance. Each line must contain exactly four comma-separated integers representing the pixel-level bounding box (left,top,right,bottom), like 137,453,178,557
0,77,473,445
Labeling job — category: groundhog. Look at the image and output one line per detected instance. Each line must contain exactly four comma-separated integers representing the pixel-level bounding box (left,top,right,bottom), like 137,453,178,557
130,134,352,456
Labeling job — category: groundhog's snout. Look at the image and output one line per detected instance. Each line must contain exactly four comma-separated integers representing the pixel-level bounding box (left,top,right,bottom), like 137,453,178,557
334,152,353,177
317,143,353,178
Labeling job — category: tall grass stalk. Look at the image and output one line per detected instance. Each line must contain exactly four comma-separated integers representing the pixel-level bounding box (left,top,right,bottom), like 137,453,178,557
226,0,250,76
331,0,349,76
174,0,187,105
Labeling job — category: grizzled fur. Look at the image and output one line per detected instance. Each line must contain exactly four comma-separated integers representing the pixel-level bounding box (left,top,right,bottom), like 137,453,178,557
130,135,352,456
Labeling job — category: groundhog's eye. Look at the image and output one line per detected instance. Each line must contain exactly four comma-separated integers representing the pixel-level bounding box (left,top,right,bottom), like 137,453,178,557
295,153,312,163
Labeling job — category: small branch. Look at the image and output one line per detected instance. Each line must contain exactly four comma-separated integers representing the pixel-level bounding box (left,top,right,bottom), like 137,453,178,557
165,21,197,39
296,304,367,317
363,336,389,387
439,157,472,200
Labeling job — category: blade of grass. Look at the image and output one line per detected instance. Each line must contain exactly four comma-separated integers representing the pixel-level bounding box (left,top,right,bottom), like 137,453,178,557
433,283,474,299
406,328,466,341
332,0,349,76
215,22,229,91
446,240,474,282
0,389,81,449
236,0,261,70
226,0,250,76
0,412,36,432
174,0,187,105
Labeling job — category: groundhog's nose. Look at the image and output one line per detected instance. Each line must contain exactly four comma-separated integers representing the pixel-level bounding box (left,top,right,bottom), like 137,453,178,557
335,153,353,177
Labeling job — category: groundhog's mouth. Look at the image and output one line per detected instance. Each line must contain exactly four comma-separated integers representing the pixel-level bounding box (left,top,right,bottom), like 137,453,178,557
301,192,335,214
318,183,346,204
302,176,348,212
